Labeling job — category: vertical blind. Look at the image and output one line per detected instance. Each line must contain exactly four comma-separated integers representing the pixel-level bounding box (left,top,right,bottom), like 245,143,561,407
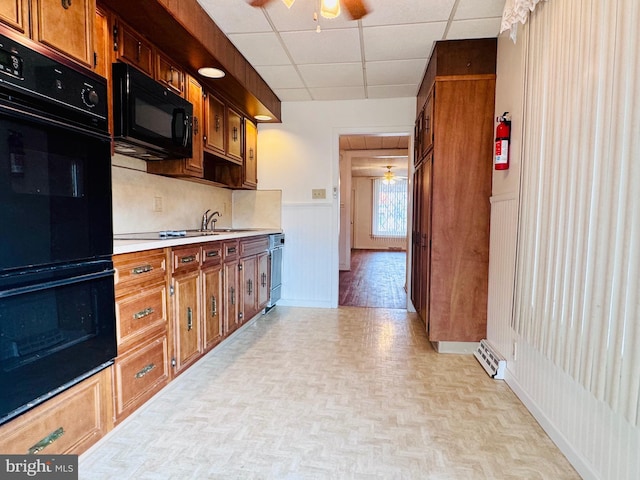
372,178,407,238
513,0,640,425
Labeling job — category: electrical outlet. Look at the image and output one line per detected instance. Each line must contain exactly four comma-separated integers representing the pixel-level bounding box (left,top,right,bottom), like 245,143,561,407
153,196,163,212
312,188,326,199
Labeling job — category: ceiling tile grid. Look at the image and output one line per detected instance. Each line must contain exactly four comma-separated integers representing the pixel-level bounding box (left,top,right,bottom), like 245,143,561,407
197,0,506,102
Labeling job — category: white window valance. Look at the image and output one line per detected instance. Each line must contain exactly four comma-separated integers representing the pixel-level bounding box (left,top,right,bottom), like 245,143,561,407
500,0,547,41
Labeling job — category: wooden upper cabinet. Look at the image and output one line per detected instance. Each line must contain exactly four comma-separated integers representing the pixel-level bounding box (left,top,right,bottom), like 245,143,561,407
226,107,243,163
156,52,184,96
115,20,153,76
204,93,226,156
93,6,111,78
244,118,257,188
0,0,29,34
184,74,203,175
421,88,434,156
31,0,95,67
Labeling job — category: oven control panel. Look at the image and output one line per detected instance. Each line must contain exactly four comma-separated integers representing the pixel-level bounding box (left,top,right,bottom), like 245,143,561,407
0,33,107,130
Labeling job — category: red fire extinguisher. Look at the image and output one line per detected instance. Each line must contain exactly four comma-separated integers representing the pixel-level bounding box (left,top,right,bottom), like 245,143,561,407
495,112,511,170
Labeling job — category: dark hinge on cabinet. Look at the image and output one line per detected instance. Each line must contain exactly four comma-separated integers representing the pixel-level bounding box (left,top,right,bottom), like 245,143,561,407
171,358,176,367
169,283,175,296
93,52,97,68
112,24,119,51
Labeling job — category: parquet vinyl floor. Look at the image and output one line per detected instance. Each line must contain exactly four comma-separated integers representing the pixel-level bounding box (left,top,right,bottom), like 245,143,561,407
79,307,579,479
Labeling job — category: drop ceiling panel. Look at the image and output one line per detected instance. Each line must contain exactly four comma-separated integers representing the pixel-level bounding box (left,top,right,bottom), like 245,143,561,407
368,84,417,98
280,29,362,64
366,59,428,86
361,0,458,26
255,65,305,89
227,32,291,66
308,85,367,100
454,0,506,20
298,63,364,88
197,0,271,34
446,18,502,40
363,23,445,62
274,88,313,101
265,0,354,31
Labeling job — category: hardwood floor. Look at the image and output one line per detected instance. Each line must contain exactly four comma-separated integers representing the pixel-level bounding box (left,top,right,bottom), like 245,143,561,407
339,249,406,309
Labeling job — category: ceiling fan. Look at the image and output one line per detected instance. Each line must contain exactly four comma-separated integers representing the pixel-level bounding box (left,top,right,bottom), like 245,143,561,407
249,0,370,21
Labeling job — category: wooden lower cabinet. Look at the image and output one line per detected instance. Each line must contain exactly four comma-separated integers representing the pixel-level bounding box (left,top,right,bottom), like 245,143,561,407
202,242,224,351
113,334,169,420
0,367,113,455
113,249,169,423
223,241,240,334
239,245,269,323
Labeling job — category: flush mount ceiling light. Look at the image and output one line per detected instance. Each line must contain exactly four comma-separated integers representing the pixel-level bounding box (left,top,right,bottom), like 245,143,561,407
249,0,370,21
383,166,396,184
282,0,295,7
254,114,272,121
198,67,225,79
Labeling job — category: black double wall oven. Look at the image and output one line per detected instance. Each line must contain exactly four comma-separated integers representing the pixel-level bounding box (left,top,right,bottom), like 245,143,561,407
0,33,116,425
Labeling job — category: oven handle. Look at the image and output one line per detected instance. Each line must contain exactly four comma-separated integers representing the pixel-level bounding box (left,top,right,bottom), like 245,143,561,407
0,268,115,299
0,99,110,141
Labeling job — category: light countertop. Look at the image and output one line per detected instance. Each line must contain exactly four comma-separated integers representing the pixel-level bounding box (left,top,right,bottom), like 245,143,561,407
113,228,282,255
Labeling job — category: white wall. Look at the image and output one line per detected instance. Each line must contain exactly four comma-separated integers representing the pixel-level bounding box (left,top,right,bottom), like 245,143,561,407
488,1,640,478
257,98,415,307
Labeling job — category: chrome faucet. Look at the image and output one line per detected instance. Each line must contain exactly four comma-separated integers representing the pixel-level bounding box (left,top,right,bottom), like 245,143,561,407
201,210,221,231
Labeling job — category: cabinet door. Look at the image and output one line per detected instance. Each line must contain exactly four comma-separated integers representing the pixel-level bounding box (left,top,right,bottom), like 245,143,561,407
0,0,28,34
202,265,223,351
223,261,239,334
239,255,257,323
31,0,94,67
244,118,258,188
173,270,202,373
226,107,243,163
257,251,269,310
184,75,203,175
116,20,153,75
422,89,434,154
156,52,184,95
204,93,225,156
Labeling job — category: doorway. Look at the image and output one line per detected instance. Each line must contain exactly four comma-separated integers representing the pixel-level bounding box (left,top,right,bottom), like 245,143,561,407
337,134,411,309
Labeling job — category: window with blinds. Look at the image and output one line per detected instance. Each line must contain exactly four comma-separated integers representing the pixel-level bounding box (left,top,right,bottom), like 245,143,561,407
372,178,407,238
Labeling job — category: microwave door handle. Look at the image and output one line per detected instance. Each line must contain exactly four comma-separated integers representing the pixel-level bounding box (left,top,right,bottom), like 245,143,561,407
183,113,191,148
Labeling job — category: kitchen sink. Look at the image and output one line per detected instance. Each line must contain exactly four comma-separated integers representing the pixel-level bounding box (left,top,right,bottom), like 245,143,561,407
114,228,256,241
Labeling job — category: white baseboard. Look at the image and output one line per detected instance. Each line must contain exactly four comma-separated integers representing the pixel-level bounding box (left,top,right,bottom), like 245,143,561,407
433,341,479,354
504,368,598,480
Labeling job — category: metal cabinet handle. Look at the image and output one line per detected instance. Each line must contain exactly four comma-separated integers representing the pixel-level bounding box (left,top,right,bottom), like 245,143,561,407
247,279,253,295
187,307,193,331
135,363,156,379
230,286,235,305
211,295,217,317
28,427,64,454
206,250,219,258
249,148,254,161
215,114,220,132
232,126,238,142
61,0,72,9
133,307,154,320
194,116,199,135
132,264,152,274
181,255,196,264
227,247,237,254
167,66,174,83
261,272,267,287
136,42,142,62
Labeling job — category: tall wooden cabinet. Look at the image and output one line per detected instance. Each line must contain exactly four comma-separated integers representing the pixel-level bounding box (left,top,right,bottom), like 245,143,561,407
411,39,496,344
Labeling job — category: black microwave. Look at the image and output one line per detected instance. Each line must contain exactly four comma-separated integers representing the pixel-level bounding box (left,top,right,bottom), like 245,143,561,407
112,62,193,160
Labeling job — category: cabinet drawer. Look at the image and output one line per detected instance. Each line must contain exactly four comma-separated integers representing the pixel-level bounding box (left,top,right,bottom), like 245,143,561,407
116,283,167,347
172,245,201,274
202,242,222,267
239,236,269,258
113,335,169,422
114,249,166,293
222,240,239,262
0,368,112,455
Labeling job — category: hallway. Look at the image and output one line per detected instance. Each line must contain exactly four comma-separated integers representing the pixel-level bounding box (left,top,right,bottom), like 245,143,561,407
339,249,407,308
79,306,578,479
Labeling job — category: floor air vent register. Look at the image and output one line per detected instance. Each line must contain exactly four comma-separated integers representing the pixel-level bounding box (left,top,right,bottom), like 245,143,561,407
474,339,506,380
